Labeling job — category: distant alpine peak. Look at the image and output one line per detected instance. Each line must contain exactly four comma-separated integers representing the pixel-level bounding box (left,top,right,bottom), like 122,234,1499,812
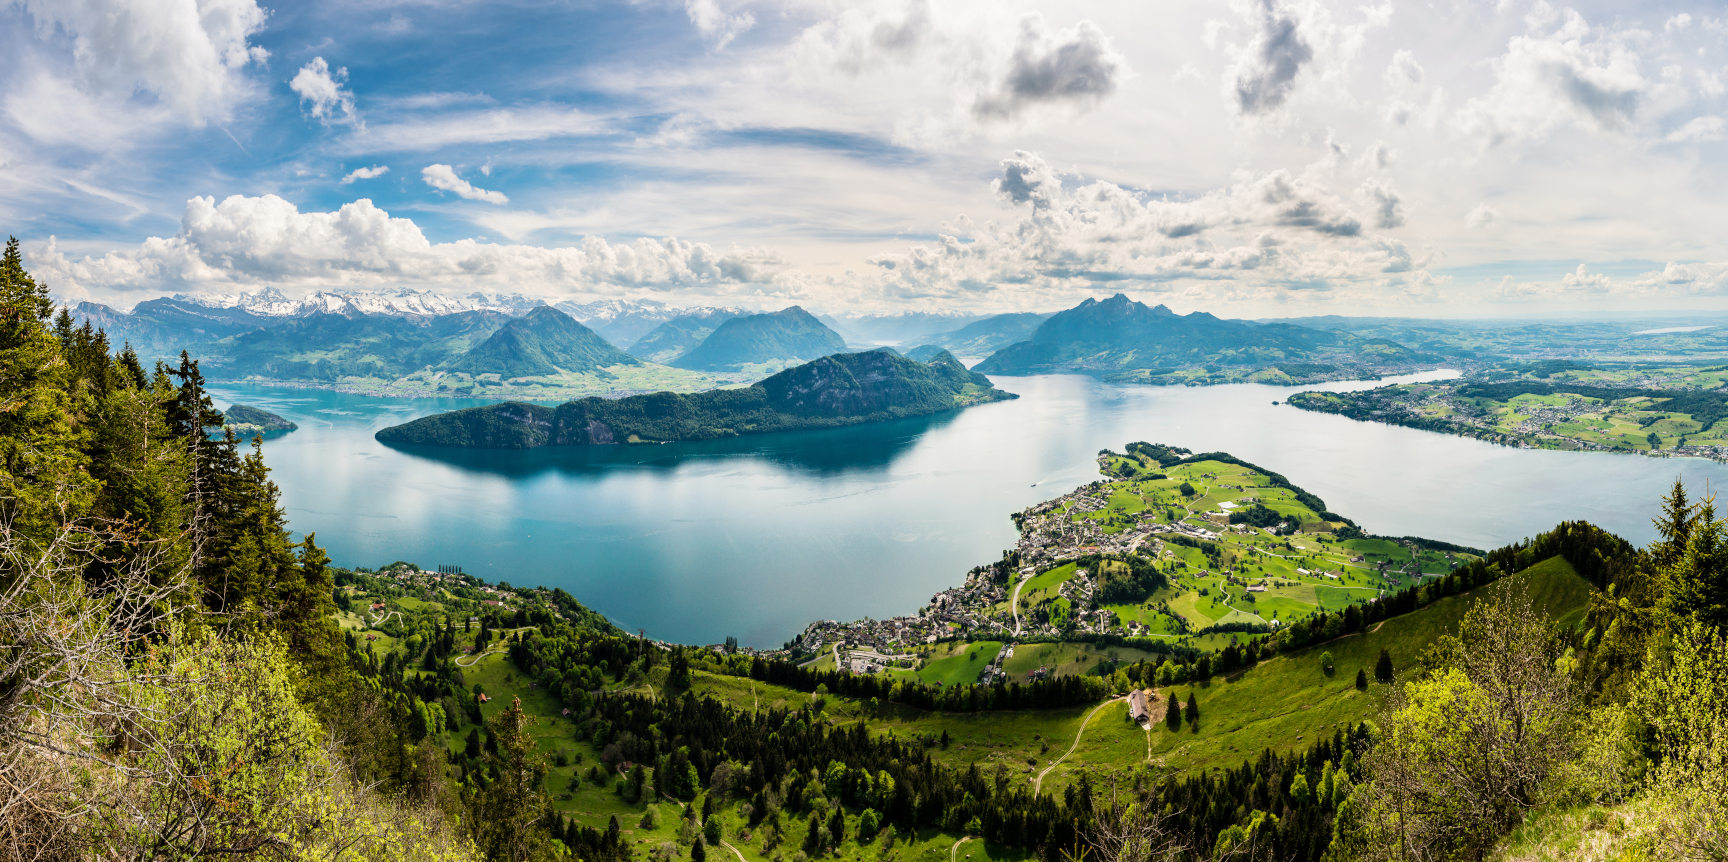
173,287,538,318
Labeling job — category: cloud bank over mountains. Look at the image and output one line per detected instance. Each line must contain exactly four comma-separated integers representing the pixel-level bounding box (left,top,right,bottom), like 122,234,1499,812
6,0,1728,314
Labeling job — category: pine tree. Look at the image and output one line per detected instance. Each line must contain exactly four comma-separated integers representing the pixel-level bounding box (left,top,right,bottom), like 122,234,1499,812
691,838,706,862
1355,668,1368,690
479,697,551,861
1166,691,1183,730
1185,692,1199,730
1651,479,1696,571
1375,648,1395,683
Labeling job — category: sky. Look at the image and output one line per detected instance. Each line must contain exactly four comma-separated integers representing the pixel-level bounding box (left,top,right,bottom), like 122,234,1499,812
4,0,1728,318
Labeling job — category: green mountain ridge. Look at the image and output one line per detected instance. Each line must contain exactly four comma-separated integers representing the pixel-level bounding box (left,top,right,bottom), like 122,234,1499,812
221,403,298,438
670,305,847,370
443,305,639,379
375,347,1014,448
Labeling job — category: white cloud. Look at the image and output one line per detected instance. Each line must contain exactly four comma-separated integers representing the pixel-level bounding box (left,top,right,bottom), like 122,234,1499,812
341,165,390,184
15,0,268,126
30,194,782,301
972,16,1125,120
856,151,1428,308
1465,204,1499,229
1664,115,1725,144
290,57,358,125
1460,9,1648,145
421,164,508,204
685,0,754,50
348,106,608,152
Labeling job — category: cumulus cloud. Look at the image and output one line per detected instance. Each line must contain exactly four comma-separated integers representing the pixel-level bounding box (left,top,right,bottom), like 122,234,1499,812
1466,203,1499,229
1460,8,1647,145
973,16,1124,120
1358,178,1404,229
420,164,508,204
1229,0,1313,115
685,0,754,50
290,57,358,125
858,151,1427,308
341,165,390,184
29,194,782,300
13,0,268,129
791,0,930,75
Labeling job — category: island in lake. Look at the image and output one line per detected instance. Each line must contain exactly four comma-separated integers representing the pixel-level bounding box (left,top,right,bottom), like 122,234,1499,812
374,347,1016,448
221,403,298,438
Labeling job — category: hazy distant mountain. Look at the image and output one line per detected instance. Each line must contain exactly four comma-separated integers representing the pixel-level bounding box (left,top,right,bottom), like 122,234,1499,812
924,312,1052,360
376,348,1015,449
73,297,267,357
555,298,681,345
670,306,847,371
821,311,984,347
975,294,1415,381
215,309,511,381
444,306,638,378
626,307,743,364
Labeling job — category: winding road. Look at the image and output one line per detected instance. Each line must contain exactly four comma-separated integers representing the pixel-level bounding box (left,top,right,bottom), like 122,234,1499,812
1033,695,1127,794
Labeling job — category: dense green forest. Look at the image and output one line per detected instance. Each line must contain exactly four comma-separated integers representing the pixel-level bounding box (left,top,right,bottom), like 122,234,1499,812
4,238,1725,862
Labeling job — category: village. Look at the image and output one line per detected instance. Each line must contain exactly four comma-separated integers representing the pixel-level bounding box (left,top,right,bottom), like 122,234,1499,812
792,458,1460,685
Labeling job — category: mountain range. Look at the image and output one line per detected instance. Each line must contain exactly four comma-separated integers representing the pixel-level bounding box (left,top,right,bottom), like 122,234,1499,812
974,294,1421,383
625,307,744,364
375,348,1013,448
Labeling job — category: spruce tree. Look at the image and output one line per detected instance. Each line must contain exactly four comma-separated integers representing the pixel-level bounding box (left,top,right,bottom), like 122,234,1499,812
1375,648,1395,683
1185,692,1199,729
1166,691,1183,730
1355,668,1368,690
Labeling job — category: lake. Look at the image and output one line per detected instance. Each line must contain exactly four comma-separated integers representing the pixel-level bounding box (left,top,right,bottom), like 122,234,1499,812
210,372,1728,647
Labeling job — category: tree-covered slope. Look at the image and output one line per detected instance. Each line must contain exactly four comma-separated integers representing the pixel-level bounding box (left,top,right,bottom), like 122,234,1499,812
669,306,847,370
974,294,1416,382
376,348,1015,448
443,305,639,378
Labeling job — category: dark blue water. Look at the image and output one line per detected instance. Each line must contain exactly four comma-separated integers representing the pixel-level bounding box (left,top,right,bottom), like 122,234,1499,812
211,372,1728,646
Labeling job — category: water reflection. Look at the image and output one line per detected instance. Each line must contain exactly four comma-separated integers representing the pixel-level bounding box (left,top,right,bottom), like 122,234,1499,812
377,408,965,478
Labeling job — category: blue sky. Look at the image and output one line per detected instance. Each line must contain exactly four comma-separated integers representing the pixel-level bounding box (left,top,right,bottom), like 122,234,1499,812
6,0,1728,316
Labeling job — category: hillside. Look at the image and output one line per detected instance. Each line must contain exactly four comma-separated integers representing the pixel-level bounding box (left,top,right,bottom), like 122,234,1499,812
375,348,1015,448
974,294,1419,384
670,305,848,370
443,305,639,379
626,307,741,363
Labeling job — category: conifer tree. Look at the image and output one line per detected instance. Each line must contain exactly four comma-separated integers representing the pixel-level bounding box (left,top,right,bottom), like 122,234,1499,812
1166,691,1183,730
1375,647,1395,683
1185,692,1199,729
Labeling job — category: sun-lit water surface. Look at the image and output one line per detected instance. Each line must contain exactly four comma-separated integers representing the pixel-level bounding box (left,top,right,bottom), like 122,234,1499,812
210,371,1728,646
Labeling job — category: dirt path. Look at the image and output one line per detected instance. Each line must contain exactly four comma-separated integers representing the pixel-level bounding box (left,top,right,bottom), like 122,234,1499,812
455,646,504,667
1033,695,1126,794
950,835,972,862
720,840,750,862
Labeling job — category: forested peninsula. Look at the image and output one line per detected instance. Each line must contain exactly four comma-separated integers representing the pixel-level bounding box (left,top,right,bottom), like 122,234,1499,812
375,348,1014,449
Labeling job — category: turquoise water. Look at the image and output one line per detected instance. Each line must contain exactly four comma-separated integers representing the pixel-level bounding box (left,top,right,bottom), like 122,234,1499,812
210,372,1728,646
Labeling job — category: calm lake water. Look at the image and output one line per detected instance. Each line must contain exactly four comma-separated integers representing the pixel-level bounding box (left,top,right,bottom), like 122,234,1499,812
210,372,1728,647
